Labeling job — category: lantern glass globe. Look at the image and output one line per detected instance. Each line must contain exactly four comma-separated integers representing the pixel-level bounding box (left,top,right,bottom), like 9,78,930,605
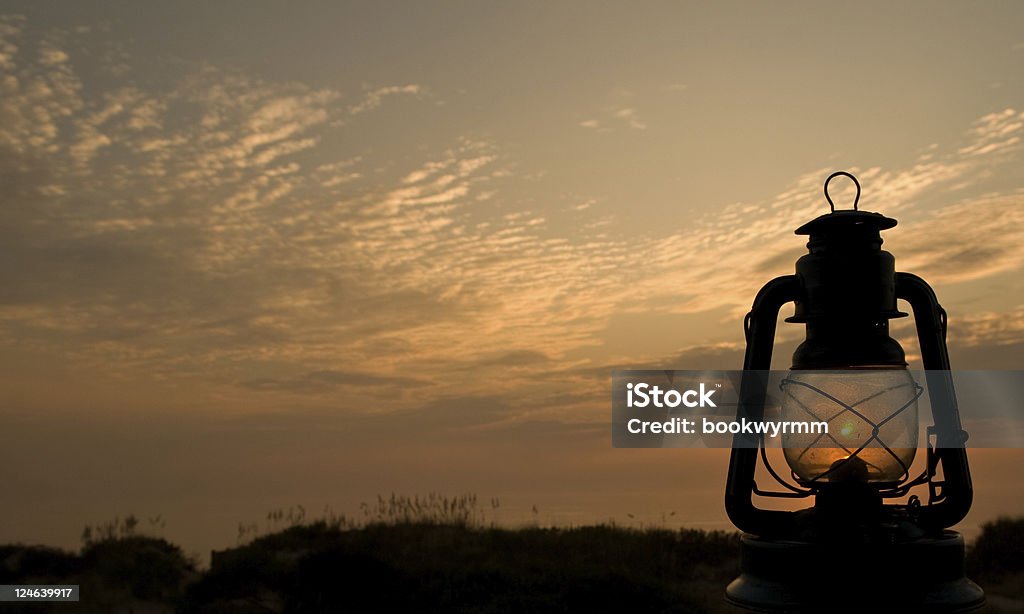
780,369,918,484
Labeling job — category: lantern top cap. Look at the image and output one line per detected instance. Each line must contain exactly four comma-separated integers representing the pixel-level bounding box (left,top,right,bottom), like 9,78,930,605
795,171,897,236
794,209,897,236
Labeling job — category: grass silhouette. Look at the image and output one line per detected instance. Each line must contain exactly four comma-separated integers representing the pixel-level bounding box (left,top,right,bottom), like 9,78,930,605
0,497,1021,613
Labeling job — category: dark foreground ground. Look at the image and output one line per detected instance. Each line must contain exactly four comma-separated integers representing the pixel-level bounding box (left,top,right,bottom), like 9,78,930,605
1,517,1021,613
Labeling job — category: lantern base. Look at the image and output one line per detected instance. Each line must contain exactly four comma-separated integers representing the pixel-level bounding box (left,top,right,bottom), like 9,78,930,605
725,531,983,612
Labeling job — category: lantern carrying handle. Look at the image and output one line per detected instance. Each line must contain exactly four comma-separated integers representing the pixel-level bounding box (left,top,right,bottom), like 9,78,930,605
824,171,861,212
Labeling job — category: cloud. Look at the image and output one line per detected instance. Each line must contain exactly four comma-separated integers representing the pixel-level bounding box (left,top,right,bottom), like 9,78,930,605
894,191,1024,284
463,350,552,370
957,108,1022,157
948,305,1024,350
242,369,431,393
1,14,1023,428
348,84,422,115
613,107,646,130
579,107,647,131
579,88,649,131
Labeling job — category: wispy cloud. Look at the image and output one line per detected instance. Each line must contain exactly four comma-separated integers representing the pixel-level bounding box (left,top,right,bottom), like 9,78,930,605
348,84,422,115
578,106,647,131
1,15,1023,428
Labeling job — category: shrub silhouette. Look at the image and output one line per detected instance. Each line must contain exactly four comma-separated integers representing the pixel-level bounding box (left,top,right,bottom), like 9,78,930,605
290,551,413,612
968,516,1024,576
183,521,739,613
0,545,80,583
81,536,194,601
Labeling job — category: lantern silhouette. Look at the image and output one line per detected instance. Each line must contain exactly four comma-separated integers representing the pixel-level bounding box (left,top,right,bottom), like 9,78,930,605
724,172,983,611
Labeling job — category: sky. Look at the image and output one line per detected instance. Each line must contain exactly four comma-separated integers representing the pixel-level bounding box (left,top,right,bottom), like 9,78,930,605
1,2,1023,558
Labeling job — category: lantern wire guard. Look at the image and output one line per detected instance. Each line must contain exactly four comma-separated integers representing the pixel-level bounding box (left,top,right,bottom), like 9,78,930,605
752,372,943,501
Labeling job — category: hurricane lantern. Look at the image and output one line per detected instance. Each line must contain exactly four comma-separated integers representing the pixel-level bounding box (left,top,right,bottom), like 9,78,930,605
724,172,984,612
